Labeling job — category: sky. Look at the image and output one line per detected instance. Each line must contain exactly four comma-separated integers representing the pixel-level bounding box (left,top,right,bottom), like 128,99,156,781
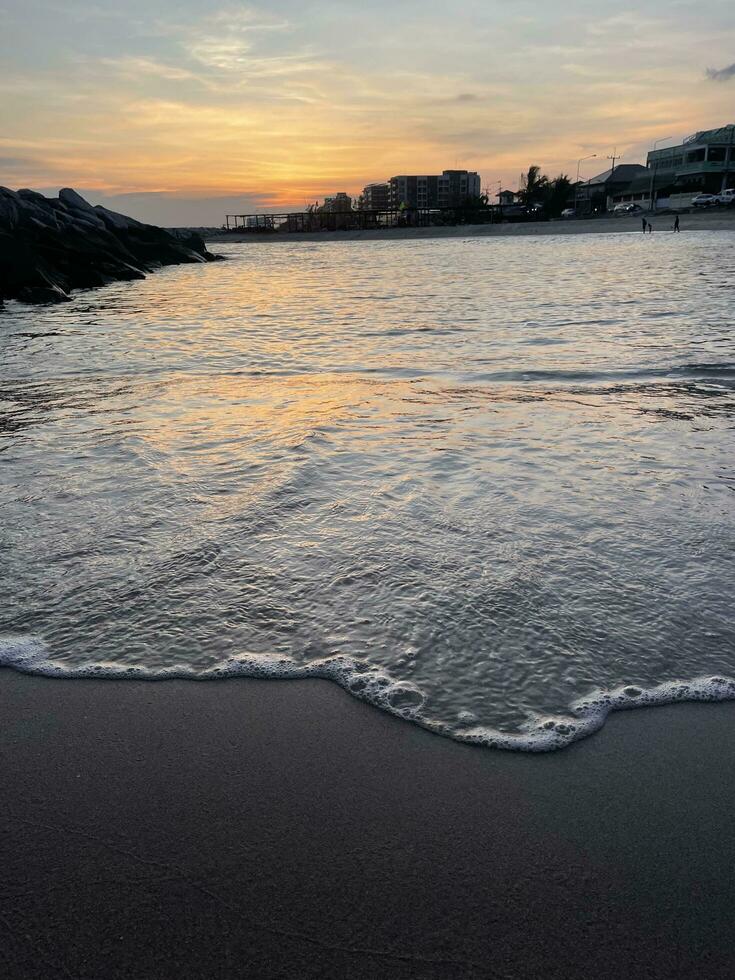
2,0,735,225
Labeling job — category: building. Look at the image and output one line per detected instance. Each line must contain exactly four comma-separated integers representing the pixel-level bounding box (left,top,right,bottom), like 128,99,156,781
497,189,517,207
322,192,353,212
389,174,440,209
605,124,735,210
438,170,482,206
645,124,735,199
357,183,391,210
575,163,650,213
389,170,481,209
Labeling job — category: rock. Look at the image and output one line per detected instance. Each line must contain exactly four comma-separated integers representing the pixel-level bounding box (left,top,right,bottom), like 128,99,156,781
16,284,71,305
0,187,22,229
0,186,221,307
94,205,142,232
59,187,96,213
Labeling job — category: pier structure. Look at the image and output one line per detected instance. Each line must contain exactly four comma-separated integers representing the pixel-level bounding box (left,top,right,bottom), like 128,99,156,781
224,205,498,234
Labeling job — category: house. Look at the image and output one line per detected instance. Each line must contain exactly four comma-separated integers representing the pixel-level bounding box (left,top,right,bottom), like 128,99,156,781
575,164,650,214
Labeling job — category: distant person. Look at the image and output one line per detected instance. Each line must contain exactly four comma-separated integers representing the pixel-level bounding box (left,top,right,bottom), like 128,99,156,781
674,215,680,233
642,216,647,233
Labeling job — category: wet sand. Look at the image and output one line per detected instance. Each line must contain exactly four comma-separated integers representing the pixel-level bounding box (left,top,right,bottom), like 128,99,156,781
208,209,735,244
1,670,734,978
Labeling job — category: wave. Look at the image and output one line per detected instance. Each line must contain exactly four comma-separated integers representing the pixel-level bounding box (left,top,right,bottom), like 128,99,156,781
3,634,735,753
471,362,735,385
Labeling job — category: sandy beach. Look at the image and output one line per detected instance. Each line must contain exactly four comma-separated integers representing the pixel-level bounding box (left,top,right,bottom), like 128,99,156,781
207,209,735,244
2,670,734,979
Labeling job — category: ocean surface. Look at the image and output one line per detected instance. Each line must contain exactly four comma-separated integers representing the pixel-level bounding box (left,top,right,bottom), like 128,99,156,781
2,231,735,750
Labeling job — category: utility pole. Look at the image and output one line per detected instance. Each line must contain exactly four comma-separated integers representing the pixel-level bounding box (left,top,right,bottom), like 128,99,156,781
603,149,621,213
575,154,597,214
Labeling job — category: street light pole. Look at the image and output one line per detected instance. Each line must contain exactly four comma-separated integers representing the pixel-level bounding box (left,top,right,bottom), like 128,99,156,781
648,136,673,213
574,154,597,214
722,124,735,192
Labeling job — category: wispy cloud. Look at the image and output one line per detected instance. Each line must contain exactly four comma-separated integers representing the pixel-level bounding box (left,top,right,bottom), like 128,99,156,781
182,7,296,73
99,56,201,83
706,62,735,81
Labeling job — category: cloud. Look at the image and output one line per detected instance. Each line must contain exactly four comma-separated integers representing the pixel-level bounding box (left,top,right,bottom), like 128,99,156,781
99,56,201,83
0,155,35,167
182,7,296,73
706,62,735,82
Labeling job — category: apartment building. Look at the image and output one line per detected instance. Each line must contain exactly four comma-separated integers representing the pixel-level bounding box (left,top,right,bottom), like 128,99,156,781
438,170,482,206
389,170,481,209
389,175,440,209
357,183,391,210
322,192,353,212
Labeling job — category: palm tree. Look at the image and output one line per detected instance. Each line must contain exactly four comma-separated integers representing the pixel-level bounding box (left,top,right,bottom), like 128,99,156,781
519,166,549,206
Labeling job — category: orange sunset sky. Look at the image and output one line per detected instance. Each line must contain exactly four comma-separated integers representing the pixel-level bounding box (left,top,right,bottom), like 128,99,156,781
2,0,735,224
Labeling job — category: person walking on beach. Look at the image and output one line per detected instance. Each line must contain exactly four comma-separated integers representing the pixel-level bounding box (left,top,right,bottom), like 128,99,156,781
674,215,680,232
642,216,647,233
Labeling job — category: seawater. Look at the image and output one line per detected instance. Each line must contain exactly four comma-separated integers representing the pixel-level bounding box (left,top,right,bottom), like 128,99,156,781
2,232,735,750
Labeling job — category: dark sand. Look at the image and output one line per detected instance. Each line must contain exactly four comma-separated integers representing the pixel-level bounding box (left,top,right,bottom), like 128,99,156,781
1,671,734,979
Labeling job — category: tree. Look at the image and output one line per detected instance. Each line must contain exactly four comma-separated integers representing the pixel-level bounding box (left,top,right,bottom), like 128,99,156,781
518,167,573,218
544,175,572,218
453,193,492,225
518,165,549,206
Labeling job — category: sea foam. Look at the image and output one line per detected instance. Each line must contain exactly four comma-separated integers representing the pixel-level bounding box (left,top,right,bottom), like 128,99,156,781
3,634,735,752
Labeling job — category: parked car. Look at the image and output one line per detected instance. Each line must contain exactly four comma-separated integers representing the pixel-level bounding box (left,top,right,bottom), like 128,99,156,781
715,188,735,206
692,193,718,207
612,202,643,214
560,208,576,219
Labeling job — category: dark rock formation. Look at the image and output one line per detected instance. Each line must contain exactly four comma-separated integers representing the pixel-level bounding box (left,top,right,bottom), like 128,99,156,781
0,187,221,308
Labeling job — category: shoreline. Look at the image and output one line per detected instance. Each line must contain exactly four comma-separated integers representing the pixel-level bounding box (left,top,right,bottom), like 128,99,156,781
3,640,735,753
206,209,735,244
3,670,735,978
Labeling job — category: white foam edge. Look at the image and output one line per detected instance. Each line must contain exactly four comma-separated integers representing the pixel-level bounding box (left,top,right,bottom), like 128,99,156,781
0,634,427,722
2,635,735,752
454,677,735,751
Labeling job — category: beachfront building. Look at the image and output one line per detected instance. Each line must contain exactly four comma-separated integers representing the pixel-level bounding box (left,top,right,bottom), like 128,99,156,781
322,192,353,212
389,170,481,209
643,124,735,204
357,183,391,210
606,124,735,211
575,164,650,214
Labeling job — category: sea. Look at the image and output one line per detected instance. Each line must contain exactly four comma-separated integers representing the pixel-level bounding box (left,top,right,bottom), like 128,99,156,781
2,231,735,750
